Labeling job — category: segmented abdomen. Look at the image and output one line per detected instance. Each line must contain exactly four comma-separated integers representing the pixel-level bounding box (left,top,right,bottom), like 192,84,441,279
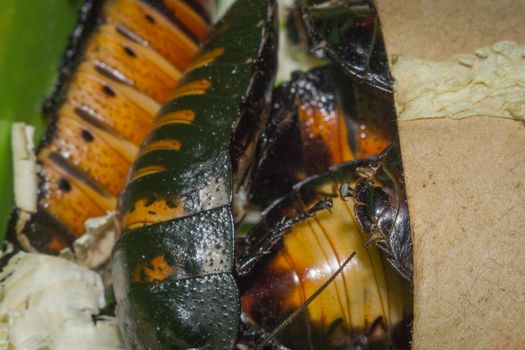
240,159,412,349
253,65,396,206
16,0,212,254
112,0,278,348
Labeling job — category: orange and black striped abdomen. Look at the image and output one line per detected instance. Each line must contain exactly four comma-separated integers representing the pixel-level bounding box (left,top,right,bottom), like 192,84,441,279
252,65,396,206
111,1,278,348
15,0,212,254
240,159,412,349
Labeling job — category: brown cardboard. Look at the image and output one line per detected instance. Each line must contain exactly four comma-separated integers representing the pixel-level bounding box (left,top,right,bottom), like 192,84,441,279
375,0,525,61
374,0,525,349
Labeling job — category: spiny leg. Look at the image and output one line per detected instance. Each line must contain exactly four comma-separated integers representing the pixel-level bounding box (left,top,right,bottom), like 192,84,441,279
236,198,333,276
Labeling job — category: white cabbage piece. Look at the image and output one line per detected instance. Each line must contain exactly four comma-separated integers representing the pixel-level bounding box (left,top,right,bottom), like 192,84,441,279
0,252,123,350
71,211,119,269
11,123,37,215
11,123,39,253
393,41,525,121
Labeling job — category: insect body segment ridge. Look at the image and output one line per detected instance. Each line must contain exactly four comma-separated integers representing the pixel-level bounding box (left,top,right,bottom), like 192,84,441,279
112,0,278,348
13,0,212,254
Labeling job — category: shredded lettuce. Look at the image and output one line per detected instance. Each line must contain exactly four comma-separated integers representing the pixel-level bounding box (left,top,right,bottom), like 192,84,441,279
0,252,123,349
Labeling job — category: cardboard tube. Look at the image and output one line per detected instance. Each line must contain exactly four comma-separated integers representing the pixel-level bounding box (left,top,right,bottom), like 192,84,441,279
375,0,525,348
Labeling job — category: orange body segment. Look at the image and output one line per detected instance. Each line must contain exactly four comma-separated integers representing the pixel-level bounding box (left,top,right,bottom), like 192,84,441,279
356,122,392,158
83,26,181,103
154,109,196,127
133,255,176,283
187,47,224,70
22,0,211,254
39,154,114,236
48,109,133,197
168,79,211,99
298,106,354,166
66,69,156,146
139,139,182,156
103,0,199,70
122,198,186,230
128,165,167,183
241,192,411,347
164,0,211,41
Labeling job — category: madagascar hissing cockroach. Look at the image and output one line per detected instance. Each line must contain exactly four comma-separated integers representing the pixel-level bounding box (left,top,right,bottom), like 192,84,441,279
287,0,392,93
351,144,413,282
10,0,213,254
276,0,412,282
237,144,412,349
235,1,413,347
252,63,397,206
111,0,278,348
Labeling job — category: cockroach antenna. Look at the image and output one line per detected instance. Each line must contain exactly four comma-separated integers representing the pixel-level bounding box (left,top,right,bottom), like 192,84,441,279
237,198,334,276
255,251,357,349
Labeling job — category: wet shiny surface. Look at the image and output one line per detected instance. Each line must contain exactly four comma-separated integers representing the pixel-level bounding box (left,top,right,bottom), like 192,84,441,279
253,65,396,206
241,150,412,349
113,0,278,348
354,144,414,282
121,0,279,228
300,0,393,92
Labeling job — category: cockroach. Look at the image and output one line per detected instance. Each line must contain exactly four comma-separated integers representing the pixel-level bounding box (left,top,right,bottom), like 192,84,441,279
287,0,392,93
237,144,412,349
235,1,413,347
351,143,413,282
252,63,397,206
275,0,412,282
10,0,213,254
111,0,278,348
251,0,413,272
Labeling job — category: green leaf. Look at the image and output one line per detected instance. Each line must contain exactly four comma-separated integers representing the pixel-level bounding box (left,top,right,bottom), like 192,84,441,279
0,0,83,241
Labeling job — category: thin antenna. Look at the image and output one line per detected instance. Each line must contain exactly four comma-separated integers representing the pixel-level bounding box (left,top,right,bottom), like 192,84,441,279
256,251,357,349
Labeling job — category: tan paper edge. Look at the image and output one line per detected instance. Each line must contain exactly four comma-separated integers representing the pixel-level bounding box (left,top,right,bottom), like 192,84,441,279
374,0,525,349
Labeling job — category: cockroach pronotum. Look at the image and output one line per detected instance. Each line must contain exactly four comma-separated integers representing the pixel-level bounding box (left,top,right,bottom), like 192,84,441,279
10,0,213,254
111,0,278,348
238,144,412,349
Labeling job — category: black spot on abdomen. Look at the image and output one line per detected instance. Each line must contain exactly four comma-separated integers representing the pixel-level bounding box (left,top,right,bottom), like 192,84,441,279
145,14,155,23
81,129,94,142
102,85,116,97
124,46,136,57
59,178,72,192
